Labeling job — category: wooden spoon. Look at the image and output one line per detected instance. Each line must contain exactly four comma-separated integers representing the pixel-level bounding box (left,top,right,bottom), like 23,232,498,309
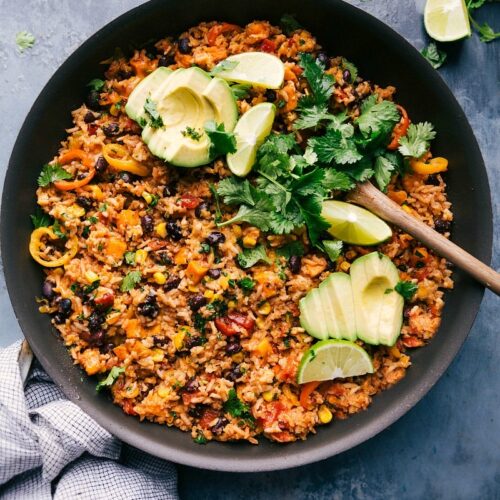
346,181,500,296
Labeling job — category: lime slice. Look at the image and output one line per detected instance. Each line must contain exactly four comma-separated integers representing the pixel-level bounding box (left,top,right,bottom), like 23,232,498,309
321,200,392,246
227,102,276,176
297,339,374,384
424,0,471,42
214,52,285,89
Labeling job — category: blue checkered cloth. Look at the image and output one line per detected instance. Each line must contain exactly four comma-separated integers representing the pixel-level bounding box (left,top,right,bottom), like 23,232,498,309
0,341,178,499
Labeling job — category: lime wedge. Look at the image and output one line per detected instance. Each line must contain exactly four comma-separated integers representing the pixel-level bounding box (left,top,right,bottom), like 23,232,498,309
424,0,471,42
227,102,276,176
297,339,374,384
214,52,285,89
321,200,392,246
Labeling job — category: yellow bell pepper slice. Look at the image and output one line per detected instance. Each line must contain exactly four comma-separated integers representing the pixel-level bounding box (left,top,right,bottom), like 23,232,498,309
102,143,150,177
29,227,78,267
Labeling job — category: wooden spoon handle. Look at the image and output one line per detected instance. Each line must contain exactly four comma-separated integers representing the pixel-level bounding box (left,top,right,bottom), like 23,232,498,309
346,181,500,296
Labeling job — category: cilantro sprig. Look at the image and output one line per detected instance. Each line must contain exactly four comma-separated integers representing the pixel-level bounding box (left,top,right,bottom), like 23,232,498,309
204,120,237,158
395,280,418,300
120,271,141,292
421,43,447,69
467,0,500,42
144,97,164,128
96,366,125,392
37,164,72,187
223,388,254,424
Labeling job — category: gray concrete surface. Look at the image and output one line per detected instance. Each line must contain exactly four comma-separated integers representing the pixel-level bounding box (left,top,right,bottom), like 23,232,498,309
0,0,498,498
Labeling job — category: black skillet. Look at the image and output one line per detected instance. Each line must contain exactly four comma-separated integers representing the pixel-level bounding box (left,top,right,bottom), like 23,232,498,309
0,0,492,472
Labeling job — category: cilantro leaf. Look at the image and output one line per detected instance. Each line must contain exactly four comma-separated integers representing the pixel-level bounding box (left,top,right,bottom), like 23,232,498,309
341,58,358,83
230,83,251,99
209,60,239,76
96,366,125,392
16,31,35,52
355,95,400,138
322,168,355,191
374,155,396,192
237,277,255,293
87,78,105,91
194,431,208,444
237,245,271,268
280,13,302,35
120,271,141,292
322,240,343,262
294,102,334,130
421,43,447,69
30,207,52,228
395,280,418,300
276,241,306,258
144,97,164,128
37,163,72,187
181,127,202,141
298,52,335,105
398,122,436,158
52,220,66,240
467,1,500,42
223,388,254,422
124,251,136,265
217,177,256,206
345,157,375,182
204,120,237,158
309,128,362,165
467,0,486,9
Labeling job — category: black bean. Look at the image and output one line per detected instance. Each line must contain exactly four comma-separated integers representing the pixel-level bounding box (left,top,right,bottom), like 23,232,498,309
207,269,221,280
211,417,228,436
102,122,120,137
53,313,66,325
58,298,73,316
188,404,205,418
158,54,175,67
166,221,183,241
76,173,87,180
226,340,242,355
88,311,105,333
116,69,134,80
76,196,93,210
141,215,154,234
206,232,225,245
185,335,205,349
343,69,351,83
89,330,105,347
101,342,115,353
264,89,276,102
427,175,441,186
84,111,97,123
86,90,101,111
288,255,301,274
183,377,199,393
178,37,191,54
164,276,181,291
94,156,108,173
138,296,159,318
316,51,330,68
163,184,177,197
434,219,451,234
42,280,56,300
153,251,172,266
195,201,209,218
118,171,136,183
226,364,243,382
189,294,207,311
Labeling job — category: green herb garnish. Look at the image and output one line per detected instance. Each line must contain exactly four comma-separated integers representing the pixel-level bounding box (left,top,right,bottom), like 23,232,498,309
280,13,302,35
30,207,52,228
223,388,254,423
181,126,202,141
120,271,141,292
237,277,255,293
16,31,35,52
209,60,239,76
322,240,343,262
37,163,71,187
96,366,125,392
230,83,252,100
87,78,105,91
204,120,237,158
144,97,164,128
398,122,436,158
395,280,418,300
124,251,136,265
421,42,447,69
237,244,271,269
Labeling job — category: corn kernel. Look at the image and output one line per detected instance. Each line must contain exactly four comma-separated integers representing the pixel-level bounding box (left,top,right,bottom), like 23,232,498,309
155,222,167,238
339,261,351,272
283,385,299,406
262,391,274,402
142,192,153,204
188,285,199,293
135,249,148,264
318,405,333,424
242,235,257,248
157,386,170,398
152,349,164,362
66,204,86,219
254,338,272,357
389,346,401,359
255,317,266,329
204,290,215,299
218,276,229,290
85,270,99,284
233,225,242,238
173,330,186,350
227,300,237,309
232,352,244,363
153,272,166,285
211,293,222,303
258,301,271,315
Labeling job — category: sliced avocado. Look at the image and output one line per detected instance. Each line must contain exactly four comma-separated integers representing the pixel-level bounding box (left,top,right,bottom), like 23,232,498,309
125,67,172,122
350,252,403,346
299,272,356,341
137,67,238,167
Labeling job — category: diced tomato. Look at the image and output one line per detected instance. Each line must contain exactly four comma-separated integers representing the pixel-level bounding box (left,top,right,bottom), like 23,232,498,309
199,408,220,429
179,194,201,209
214,317,239,336
402,336,424,348
259,401,285,428
261,39,276,53
227,312,255,333
87,123,98,136
122,400,137,416
94,292,115,310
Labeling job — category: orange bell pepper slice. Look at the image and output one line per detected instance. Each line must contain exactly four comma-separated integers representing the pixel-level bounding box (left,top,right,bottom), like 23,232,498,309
299,380,322,409
387,105,410,150
410,157,448,175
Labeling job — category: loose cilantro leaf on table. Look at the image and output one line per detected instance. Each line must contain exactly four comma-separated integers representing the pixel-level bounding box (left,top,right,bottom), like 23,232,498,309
144,97,164,128
204,120,237,158
237,244,271,268
209,60,239,76
467,0,500,42
120,271,141,292
395,280,418,300
223,388,254,423
37,164,72,187
16,31,35,52
280,13,302,35
30,207,52,228
421,42,447,69
398,122,436,158
96,366,125,392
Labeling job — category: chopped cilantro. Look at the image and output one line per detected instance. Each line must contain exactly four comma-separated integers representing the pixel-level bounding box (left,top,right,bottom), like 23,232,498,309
395,280,418,300
87,78,105,91
237,277,255,293
223,388,254,423
209,183,223,224
237,245,271,268
181,126,202,141
120,271,141,292
199,242,211,254
309,127,362,165
421,43,447,69
52,220,66,239
16,31,35,52
96,366,124,392
204,120,237,158
194,431,207,444
98,203,108,212
355,95,400,138
230,83,251,100
88,216,98,224
30,207,52,228
37,163,71,187
144,97,164,128
124,251,136,265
